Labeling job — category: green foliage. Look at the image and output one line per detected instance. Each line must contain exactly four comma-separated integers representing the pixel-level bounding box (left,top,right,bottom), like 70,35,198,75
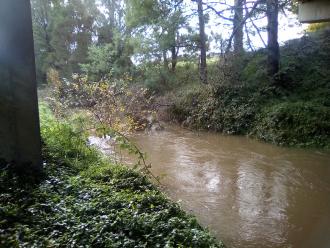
81,37,134,81
138,64,176,93
125,0,198,72
0,106,224,247
47,71,155,132
39,103,101,170
307,22,330,33
32,0,99,81
253,101,330,148
171,60,200,88
168,30,330,148
241,52,268,85
280,30,330,87
31,0,134,82
170,83,265,134
137,58,219,94
125,0,160,28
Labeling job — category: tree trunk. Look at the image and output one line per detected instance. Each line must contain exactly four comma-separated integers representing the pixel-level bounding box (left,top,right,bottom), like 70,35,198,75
170,46,177,72
233,0,244,54
266,0,280,77
197,0,207,84
163,50,169,71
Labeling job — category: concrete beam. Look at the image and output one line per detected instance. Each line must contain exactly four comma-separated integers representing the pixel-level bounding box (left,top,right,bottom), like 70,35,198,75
299,0,330,23
0,1,42,173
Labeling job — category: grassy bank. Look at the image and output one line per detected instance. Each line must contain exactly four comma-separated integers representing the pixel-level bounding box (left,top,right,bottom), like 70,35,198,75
0,105,224,247
166,29,330,149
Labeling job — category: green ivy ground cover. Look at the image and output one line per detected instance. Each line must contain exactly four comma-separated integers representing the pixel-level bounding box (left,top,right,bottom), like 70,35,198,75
0,105,224,248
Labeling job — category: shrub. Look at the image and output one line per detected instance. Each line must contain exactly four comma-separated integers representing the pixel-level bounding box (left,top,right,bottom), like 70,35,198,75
253,101,330,148
39,103,101,170
46,71,156,133
170,83,264,134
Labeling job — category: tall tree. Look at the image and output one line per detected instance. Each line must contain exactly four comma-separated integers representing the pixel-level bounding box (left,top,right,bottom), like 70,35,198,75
79,0,135,80
126,0,187,72
31,0,55,82
233,0,244,54
98,0,124,44
32,0,97,79
221,0,263,53
195,0,207,84
266,0,280,77
69,0,97,73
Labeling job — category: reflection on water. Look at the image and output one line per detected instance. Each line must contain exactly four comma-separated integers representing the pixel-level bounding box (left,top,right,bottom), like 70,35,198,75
96,126,330,248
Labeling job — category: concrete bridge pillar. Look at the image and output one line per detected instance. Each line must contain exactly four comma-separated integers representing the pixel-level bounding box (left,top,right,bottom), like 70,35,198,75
299,0,330,23
0,1,42,173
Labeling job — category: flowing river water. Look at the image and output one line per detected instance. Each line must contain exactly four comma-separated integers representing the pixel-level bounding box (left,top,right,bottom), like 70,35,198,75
90,126,330,248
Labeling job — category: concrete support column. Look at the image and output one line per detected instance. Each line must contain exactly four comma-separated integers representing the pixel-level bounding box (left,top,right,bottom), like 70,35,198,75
0,1,42,173
299,0,330,23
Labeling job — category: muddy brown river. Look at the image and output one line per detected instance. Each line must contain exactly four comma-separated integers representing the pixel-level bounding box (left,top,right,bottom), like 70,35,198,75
91,126,330,248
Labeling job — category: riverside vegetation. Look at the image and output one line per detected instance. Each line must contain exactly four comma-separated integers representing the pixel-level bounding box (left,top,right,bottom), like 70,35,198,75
2,28,326,248
0,104,224,247
45,29,330,149
166,30,330,149
30,0,330,150
1,1,328,247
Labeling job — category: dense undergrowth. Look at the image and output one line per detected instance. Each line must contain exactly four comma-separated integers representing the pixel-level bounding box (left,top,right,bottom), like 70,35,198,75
167,29,330,149
0,105,224,247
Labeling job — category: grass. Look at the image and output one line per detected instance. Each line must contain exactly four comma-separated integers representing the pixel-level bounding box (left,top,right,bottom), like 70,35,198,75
0,104,224,248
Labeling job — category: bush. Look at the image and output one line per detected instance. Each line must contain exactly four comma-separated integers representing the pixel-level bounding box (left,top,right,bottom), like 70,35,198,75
170,83,264,134
253,101,330,148
40,103,101,170
47,71,156,132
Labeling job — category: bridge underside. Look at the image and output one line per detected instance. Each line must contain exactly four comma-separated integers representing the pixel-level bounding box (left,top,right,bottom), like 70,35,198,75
299,0,330,23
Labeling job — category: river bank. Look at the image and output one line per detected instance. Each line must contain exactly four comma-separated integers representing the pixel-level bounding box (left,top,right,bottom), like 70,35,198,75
0,105,224,247
161,29,330,149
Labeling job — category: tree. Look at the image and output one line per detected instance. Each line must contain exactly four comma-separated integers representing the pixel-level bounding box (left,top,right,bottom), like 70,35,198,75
31,0,54,83
126,0,188,72
205,0,264,53
32,0,98,79
195,0,207,84
48,3,77,77
98,0,125,44
233,0,244,54
80,38,134,81
266,0,280,77
69,0,97,73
